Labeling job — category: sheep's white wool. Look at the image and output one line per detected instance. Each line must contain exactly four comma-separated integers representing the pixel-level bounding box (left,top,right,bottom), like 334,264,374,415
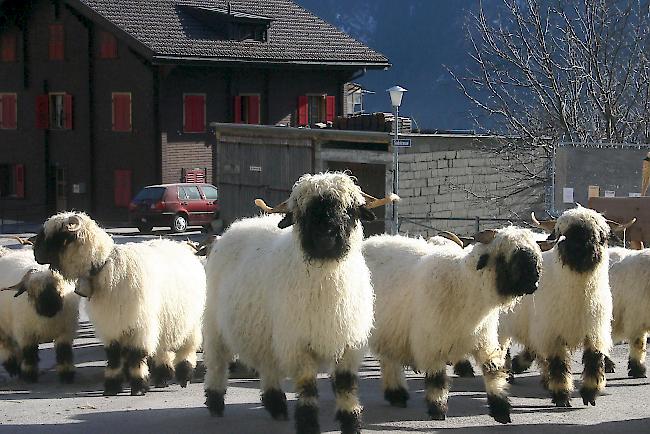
289,172,365,215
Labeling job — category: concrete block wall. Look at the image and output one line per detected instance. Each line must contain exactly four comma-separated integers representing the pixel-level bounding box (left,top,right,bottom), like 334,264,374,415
161,133,213,184
396,135,547,237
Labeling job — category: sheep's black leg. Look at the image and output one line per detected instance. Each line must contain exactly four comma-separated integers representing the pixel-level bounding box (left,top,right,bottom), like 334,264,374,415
604,355,616,374
151,361,174,388
103,341,124,395
203,332,231,417
580,346,605,406
482,361,511,424
19,344,39,383
424,370,449,420
125,347,150,396
628,335,647,378
453,359,475,378
55,342,75,383
511,347,536,374
295,375,320,434
260,372,288,420
547,350,572,407
380,358,409,408
332,370,362,434
1,343,20,377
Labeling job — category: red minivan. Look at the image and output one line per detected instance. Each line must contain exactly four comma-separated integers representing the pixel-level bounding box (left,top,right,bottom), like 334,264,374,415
129,183,219,233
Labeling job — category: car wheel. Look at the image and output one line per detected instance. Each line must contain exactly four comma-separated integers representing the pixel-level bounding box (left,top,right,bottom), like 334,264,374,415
137,224,153,234
172,214,188,233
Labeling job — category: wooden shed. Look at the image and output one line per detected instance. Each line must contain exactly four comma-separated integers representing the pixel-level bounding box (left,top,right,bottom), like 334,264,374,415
589,197,650,246
210,123,393,234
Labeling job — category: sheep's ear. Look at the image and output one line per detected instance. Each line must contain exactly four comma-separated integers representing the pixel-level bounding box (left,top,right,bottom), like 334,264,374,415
476,254,490,270
66,215,82,233
277,212,294,229
474,229,497,244
358,206,376,222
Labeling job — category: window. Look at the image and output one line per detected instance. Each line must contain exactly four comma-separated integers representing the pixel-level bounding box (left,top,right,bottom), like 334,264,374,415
235,23,267,42
49,24,64,60
36,93,72,130
183,94,206,133
234,95,260,124
179,185,201,200
201,185,218,200
114,169,132,207
112,92,131,132
99,31,118,59
0,93,17,129
0,163,25,198
1,33,17,62
297,95,335,126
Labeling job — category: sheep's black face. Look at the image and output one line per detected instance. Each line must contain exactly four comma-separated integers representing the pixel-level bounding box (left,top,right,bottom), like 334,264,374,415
34,282,64,318
32,228,76,271
297,195,369,261
557,222,607,273
495,248,541,297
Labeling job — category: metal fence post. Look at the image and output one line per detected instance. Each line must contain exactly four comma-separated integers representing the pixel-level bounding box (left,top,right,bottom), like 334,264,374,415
475,216,480,233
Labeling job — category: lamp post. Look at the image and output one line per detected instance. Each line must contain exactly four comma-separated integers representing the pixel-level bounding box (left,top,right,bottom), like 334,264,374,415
387,85,407,235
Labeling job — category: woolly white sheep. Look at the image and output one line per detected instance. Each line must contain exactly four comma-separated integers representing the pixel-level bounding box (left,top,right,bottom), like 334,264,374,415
0,248,79,382
500,206,628,407
363,226,542,424
603,247,650,377
203,172,394,434
31,212,206,396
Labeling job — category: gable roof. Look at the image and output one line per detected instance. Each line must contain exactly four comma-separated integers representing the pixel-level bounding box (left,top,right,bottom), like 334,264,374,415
69,0,389,68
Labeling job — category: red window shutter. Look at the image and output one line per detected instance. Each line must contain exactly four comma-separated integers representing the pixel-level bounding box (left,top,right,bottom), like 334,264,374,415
64,94,73,129
14,164,25,198
184,95,205,133
113,94,131,132
36,94,49,129
233,96,242,123
99,31,117,59
297,95,308,126
247,95,260,125
49,24,64,60
114,169,132,207
1,33,17,62
325,96,335,123
1,94,17,129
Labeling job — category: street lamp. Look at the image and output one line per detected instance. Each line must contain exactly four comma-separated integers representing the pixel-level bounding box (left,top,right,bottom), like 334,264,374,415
387,85,407,235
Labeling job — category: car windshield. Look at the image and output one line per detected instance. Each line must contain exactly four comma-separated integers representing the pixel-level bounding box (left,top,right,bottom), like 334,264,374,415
133,187,165,202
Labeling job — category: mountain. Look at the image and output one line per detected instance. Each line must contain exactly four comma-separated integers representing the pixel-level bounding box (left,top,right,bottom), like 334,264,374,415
295,0,482,131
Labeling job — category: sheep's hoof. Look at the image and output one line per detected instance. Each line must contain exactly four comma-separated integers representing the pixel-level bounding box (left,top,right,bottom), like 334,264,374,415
205,389,225,416
335,409,362,434
453,360,475,378
487,394,511,424
580,387,597,406
174,361,193,388
295,403,320,434
2,357,20,377
103,377,123,396
551,391,571,407
427,401,447,420
130,378,150,396
262,388,288,420
604,356,616,374
628,360,647,378
151,364,174,388
19,368,38,383
384,387,409,408
58,370,75,384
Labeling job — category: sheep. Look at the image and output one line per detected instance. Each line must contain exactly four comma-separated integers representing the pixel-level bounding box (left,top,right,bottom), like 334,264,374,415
203,172,395,434
0,248,79,382
500,206,630,407
31,212,206,396
363,226,543,424
602,247,650,378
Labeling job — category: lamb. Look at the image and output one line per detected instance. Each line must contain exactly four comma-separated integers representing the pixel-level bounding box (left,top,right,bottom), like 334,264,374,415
500,206,630,407
0,248,79,382
203,172,395,434
31,212,206,396
603,247,650,377
363,226,543,424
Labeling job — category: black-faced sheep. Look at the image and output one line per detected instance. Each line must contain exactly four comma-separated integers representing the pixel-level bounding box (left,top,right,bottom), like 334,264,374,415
363,226,542,424
500,207,630,407
31,212,206,396
203,172,395,434
0,248,78,382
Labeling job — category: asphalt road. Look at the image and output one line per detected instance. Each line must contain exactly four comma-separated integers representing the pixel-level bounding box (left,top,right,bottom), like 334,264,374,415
0,232,649,433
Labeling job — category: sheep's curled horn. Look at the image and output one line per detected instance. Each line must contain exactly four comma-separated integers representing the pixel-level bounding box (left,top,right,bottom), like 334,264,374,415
11,236,33,246
254,192,400,213
531,211,636,233
437,231,464,248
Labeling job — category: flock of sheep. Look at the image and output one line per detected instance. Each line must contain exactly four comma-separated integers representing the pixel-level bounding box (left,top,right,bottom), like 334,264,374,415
0,171,648,434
